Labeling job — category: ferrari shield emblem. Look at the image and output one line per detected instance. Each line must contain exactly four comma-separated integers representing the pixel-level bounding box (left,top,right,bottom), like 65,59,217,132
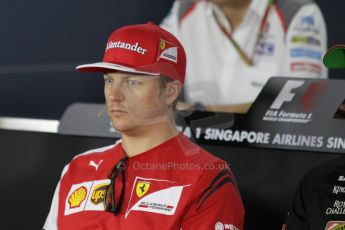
136,181,150,198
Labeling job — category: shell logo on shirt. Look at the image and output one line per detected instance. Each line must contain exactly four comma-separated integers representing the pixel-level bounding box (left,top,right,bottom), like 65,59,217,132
68,186,87,208
64,179,110,216
90,183,108,204
136,181,151,198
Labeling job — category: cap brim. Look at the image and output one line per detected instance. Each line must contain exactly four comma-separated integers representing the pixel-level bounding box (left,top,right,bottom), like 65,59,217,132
76,62,160,76
323,45,345,68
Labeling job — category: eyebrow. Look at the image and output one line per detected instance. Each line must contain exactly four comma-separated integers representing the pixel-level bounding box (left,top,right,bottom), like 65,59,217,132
103,73,159,81
103,73,113,78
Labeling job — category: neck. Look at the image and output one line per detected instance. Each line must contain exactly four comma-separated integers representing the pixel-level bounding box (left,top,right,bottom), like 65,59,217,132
120,115,179,157
219,0,251,9
213,0,251,31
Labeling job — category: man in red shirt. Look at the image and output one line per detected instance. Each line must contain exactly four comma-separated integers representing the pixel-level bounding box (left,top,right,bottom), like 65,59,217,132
44,22,244,230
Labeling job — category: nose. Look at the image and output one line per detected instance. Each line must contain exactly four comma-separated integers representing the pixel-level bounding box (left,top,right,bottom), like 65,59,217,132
107,82,124,102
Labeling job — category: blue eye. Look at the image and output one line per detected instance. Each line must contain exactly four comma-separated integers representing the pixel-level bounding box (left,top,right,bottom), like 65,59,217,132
104,78,113,84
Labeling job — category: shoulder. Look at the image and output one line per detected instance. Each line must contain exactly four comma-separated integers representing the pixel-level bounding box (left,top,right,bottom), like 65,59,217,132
175,133,227,166
58,141,122,180
306,156,345,179
72,142,119,161
299,156,345,191
175,134,238,190
65,140,121,170
168,0,204,22
276,0,321,27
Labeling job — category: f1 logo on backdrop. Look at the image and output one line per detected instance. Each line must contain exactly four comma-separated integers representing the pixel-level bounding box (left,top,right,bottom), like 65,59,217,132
264,79,327,123
270,80,304,110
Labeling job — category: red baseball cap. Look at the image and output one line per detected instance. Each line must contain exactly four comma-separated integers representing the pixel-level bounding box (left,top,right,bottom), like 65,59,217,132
76,22,186,84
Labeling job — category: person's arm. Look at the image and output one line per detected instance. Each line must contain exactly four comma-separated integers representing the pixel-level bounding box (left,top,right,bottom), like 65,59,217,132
180,168,244,230
280,3,328,79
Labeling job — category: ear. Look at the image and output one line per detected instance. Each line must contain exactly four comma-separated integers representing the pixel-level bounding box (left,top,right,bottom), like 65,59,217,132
164,80,182,106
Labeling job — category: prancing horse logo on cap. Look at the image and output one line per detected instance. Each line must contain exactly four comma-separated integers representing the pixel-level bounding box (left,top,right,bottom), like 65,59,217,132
158,39,178,63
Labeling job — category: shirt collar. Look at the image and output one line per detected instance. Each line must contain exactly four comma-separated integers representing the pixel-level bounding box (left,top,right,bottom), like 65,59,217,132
206,0,271,31
207,1,233,32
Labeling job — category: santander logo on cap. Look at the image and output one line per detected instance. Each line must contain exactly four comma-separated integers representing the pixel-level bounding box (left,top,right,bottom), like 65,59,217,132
105,41,148,55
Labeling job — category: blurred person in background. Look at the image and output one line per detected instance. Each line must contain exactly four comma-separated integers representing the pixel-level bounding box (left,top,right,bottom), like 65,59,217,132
161,0,327,113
